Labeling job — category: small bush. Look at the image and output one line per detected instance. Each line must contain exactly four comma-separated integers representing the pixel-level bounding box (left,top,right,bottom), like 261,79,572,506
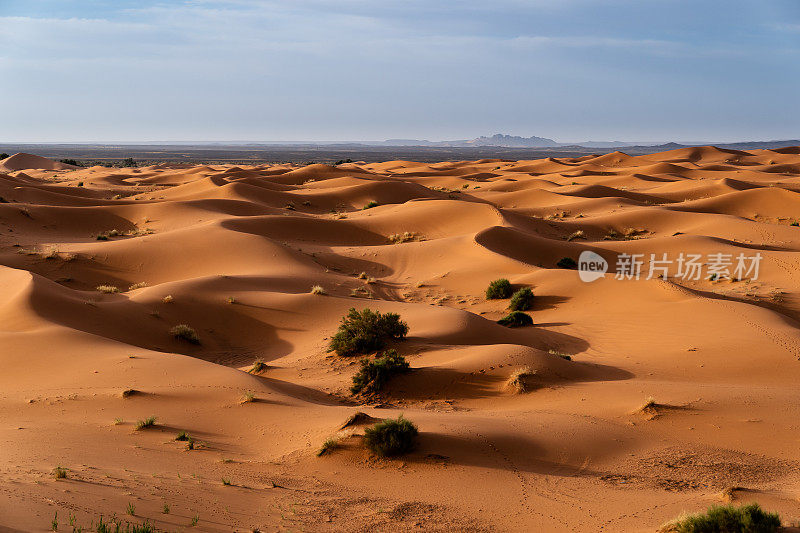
548,349,571,360
221,477,232,486
175,431,189,441
364,416,418,457
362,201,379,210
388,231,416,244
557,257,577,269
170,324,199,344
162,295,174,303
350,349,410,395
566,230,585,242
497,311,533,328
310,285,326,295
249,359,267,374
508,287,534,311
329,308,408,357
660,503,780,533
53,466,68,479
134,416,157,430
317,437,340,456
127,502,136,516
241,391,256,403
96,285,119,294
128,282,147,291
485,278,512,299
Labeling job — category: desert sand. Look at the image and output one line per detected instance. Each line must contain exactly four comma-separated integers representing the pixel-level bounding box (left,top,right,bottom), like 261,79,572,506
1,146,800,531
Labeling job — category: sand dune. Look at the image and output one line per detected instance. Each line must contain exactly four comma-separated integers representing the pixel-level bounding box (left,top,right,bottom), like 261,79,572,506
2,148,800,531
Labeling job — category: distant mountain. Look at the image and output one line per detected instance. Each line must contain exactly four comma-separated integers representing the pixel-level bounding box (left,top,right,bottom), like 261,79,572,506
466,134,559,148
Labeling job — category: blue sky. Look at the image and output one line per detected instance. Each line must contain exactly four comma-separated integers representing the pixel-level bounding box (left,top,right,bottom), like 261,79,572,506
1,0,798,143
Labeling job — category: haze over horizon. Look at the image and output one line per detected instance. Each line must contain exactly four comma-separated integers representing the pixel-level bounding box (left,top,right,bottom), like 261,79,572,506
2,0,799,143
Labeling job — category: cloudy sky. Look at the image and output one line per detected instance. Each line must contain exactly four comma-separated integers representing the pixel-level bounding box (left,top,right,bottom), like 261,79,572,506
1,0,798,143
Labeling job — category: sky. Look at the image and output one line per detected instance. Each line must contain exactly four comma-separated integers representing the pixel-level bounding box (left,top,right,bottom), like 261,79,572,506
1,0,798,143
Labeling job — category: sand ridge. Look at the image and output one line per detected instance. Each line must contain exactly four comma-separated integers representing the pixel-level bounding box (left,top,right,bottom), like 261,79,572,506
2,148,800,531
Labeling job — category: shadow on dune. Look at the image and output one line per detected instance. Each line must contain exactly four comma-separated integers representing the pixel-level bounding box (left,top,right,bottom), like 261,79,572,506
408,431,603,478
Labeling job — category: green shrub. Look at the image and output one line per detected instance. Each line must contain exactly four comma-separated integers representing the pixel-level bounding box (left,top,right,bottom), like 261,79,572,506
497,311,533,328
134,415,157,430
59,158,80,166
557,257,577,269
508,287,534,311
364,416,418,457
485,278,512,299
661,503,780,533
329,308,408,357
350,349,410,395
362,201,379,210
317,437,340,456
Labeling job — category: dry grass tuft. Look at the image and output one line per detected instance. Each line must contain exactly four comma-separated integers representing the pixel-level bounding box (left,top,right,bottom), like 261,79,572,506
566,230,586,242
505,367,536,393
310,285,327,295
388,231,417,244
96,285,119,294
317,437,340,456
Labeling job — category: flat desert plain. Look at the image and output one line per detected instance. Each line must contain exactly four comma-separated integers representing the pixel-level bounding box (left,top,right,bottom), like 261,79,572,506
2,147,800,532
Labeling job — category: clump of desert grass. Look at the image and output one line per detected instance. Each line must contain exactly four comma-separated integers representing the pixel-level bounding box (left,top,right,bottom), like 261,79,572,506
317,437,341,457
557,257,577,269
565,229,585,242
548,349,571,361
350,349,410,395
310,285,327,295
128,282,148,291
134,416,158,430
170,324,199,344
249,359,268,374
658,503,780,533
161,295,174,303
505,367,536,393
364,415,418,457
96,285,119,294
362,201,379,210
240,391,256,403
636,396,660,420
387,231,417,244
53,466,68,479
497,311,533,328
508,287,534,311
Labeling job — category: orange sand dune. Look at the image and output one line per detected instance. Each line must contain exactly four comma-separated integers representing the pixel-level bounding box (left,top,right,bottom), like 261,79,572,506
2,149,800,532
